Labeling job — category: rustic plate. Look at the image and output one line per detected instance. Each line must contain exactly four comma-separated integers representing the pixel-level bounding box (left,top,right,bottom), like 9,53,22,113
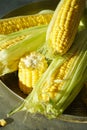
0,0,87,130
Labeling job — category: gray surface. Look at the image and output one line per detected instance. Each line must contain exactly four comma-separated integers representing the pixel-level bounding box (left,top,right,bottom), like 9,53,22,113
0,0,43,18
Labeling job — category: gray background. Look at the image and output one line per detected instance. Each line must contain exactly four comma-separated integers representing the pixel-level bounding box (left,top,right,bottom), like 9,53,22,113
0,0,44,18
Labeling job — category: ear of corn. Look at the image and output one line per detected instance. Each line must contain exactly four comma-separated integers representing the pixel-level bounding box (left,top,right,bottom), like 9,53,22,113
46,0,86,55
0,10,53,50
8,30,87,118
0,25,47,76
18,52,48,94
0,11,53,34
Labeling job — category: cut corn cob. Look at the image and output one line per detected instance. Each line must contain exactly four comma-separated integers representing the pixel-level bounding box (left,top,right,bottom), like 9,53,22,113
46,0,86,55
8,29,87,118
18,52,48,94
0,25,47,76
0,12,53,34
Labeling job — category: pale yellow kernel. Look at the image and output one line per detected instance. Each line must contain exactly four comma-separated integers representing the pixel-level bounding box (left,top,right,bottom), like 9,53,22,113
0,119,7,127
32,69,38,87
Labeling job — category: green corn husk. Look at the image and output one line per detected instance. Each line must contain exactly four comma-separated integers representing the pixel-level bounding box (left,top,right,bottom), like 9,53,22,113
38,9,54,14
8,30,87,119
0,25,48,76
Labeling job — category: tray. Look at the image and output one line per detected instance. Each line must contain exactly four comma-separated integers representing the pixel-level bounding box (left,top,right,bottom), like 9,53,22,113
0,0,87,130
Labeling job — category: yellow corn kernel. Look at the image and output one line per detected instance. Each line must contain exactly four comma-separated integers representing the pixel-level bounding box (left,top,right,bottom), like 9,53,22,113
18,52,48,94
41,56,75,102
0,13,53,34
46,0,85,54
0,119,7,127
0,35,27,51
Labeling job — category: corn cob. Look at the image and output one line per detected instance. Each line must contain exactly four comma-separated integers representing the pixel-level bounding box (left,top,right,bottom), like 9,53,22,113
0,12,53,34
0,10,53,50
18,52,48,94
0,25,47,76
8,29,87,118
46,0,86,55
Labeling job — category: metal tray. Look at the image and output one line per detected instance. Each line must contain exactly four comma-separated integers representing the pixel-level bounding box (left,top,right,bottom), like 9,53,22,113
0,0,87,130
